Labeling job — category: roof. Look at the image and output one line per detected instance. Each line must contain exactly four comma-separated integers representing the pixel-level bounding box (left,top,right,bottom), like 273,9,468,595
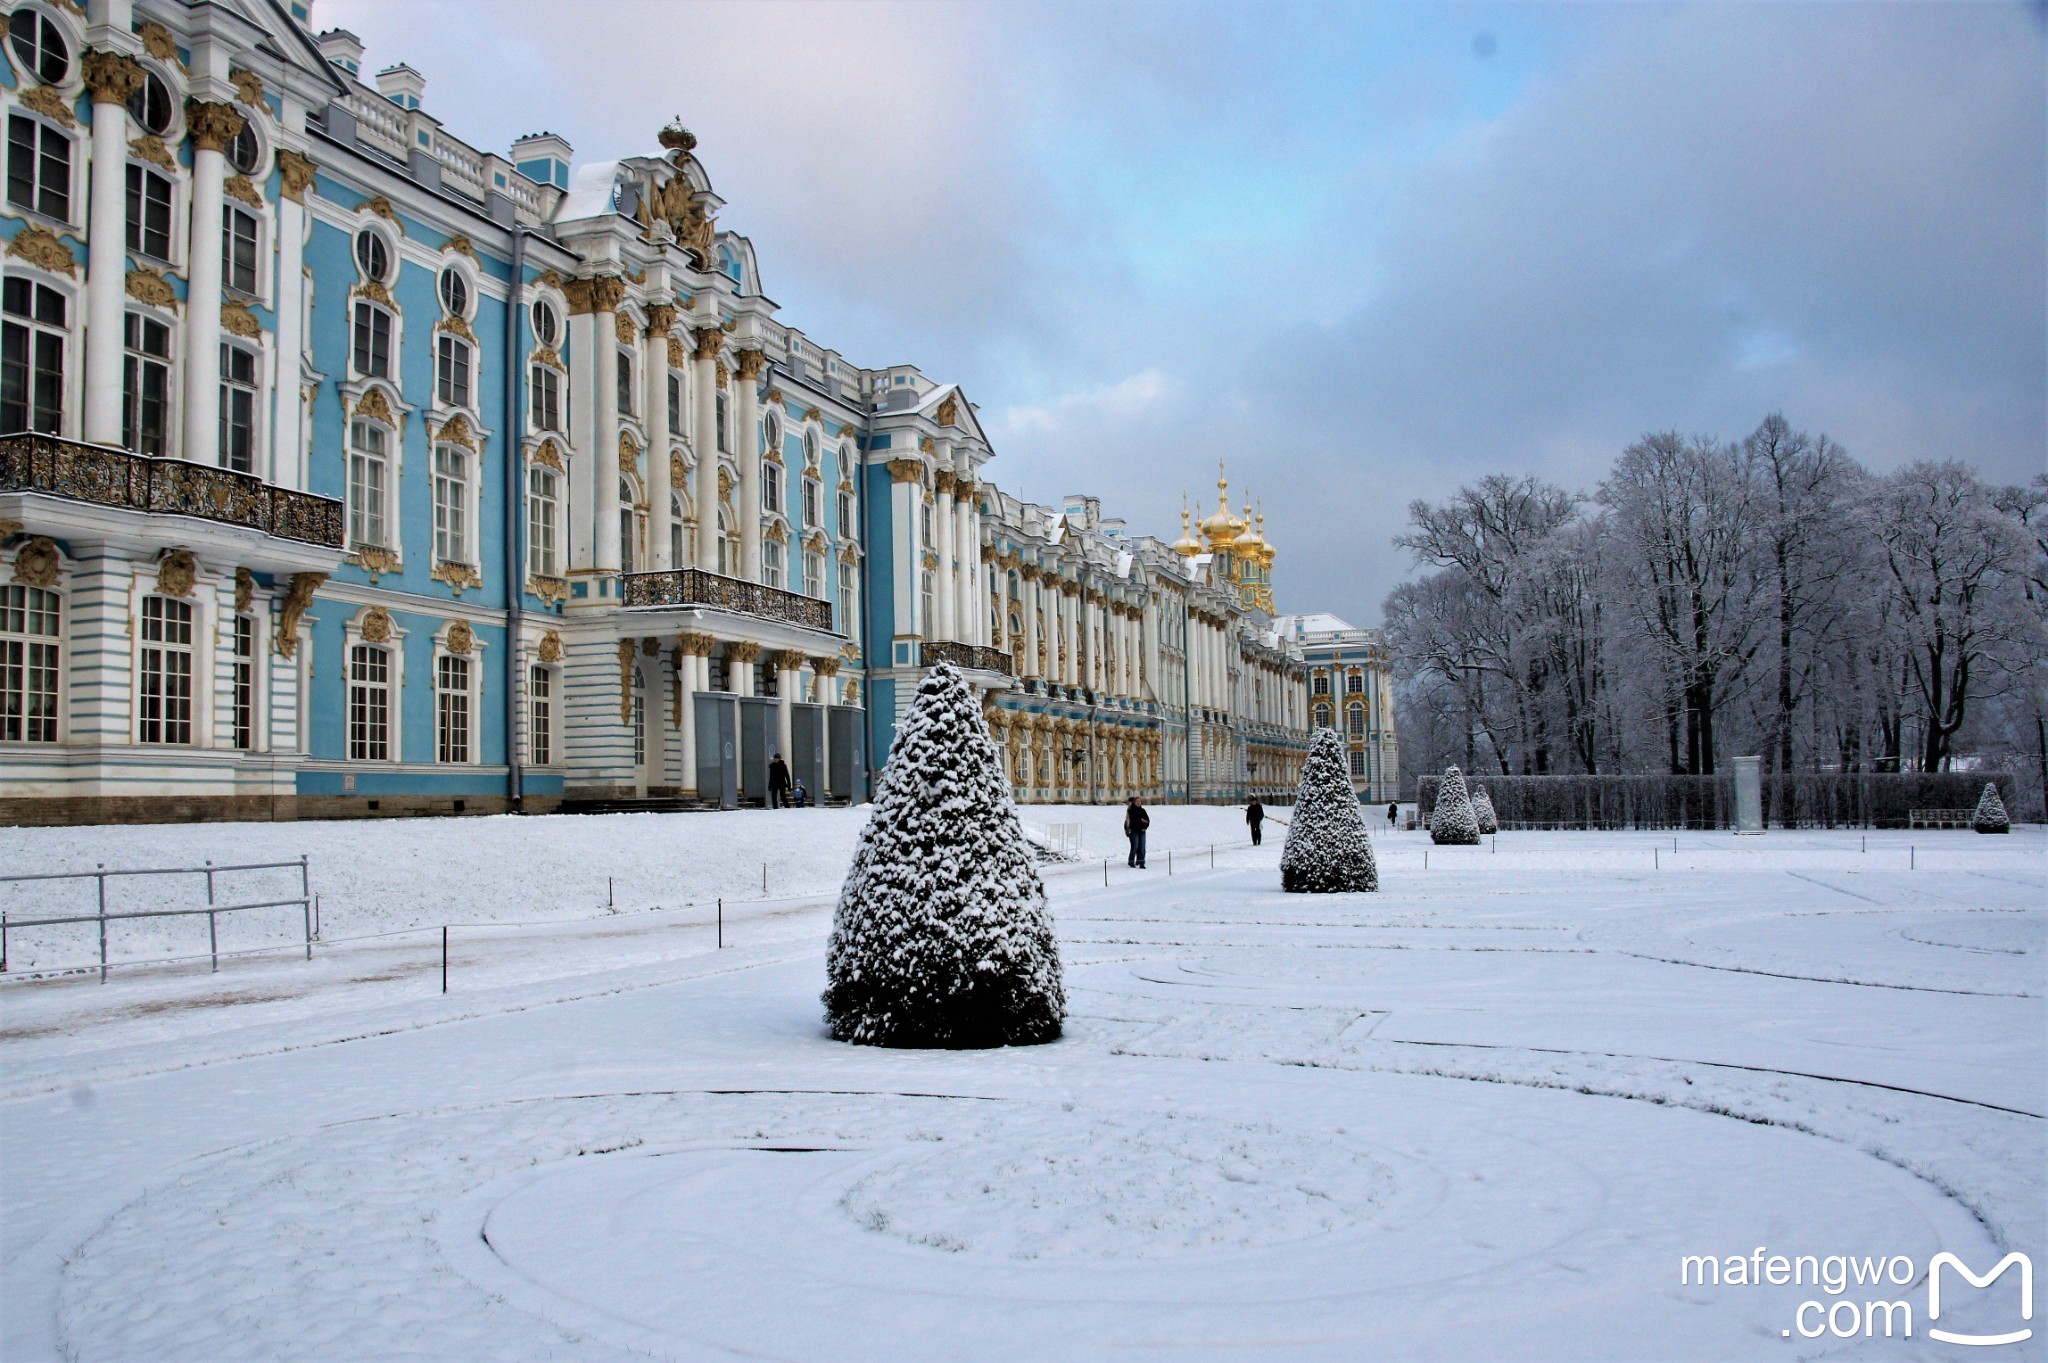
1275,612,1356,637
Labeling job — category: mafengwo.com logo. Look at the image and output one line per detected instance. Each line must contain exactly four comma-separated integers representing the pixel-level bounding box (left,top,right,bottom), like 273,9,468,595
1680,1248,2032,1345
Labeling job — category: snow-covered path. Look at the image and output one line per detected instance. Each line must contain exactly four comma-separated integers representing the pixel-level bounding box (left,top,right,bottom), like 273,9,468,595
1,824,2041,1361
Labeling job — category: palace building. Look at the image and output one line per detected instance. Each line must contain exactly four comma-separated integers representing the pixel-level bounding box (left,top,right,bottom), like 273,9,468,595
1276,613,1400,803
0,0,1350,824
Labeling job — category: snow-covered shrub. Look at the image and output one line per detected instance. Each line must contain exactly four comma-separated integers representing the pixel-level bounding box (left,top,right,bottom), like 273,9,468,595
823,664,1064,1048
1430,766,1482,846
1471,784,1499,835
1973,782,2010,834
1280,728,1379,894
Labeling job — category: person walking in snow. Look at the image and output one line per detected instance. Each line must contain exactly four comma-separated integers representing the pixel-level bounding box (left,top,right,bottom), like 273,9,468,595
1124,796,1150,869
1387,801,1398,829
768,753,792,809
1246,797,1265,846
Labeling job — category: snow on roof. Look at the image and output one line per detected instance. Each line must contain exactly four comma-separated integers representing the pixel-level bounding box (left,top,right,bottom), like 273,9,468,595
1275,612,1355,637
558,160,624,220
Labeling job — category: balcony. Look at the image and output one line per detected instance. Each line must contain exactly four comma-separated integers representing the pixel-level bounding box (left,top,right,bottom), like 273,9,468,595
920,640,1014,677
1,434,344,548
619,567,835,633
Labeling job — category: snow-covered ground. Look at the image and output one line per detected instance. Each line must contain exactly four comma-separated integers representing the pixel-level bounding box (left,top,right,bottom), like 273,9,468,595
1,818,2041,1361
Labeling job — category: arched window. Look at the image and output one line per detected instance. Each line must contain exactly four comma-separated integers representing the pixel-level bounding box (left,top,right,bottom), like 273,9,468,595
348,419,391,550
9,9,69,82
1313,702,1331,730
1348,703,1365,738
527,465,558,577
433,443,470,565
804,549,824,598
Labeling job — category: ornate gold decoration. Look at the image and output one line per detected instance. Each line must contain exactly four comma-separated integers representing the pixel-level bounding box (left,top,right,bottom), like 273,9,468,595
138,21,181,64
644,303,675,337
838,544,859,565
691,326,722,361
531,345,565,372
614,311,638,346
733,349,767,381
155,548,198,598
352,387,397,426
432,560,482,594
589,275,627,314
11,537,60,588
617,640,636,722
802,405,821,424
918,435,934,454
360,606,393,643
83,49,146,105
714,360,729,390
0,518,21,543
771,648,807,673
224,172,263,208
765,522,789,544
921,550,939,570
667,336,686,368
634,165,718,266
675,631,716,656
125,267,178,311
670,452,688,487
934,470,957,496
811,657,841,678
234,567,254,615
641,636,660,657
185,99,244,151
533,439,565,472
437,314,477,343
658,121,697,152
220,299,261,338
804,529,829,553
444,234,477,260
354,279,394,307
363,195,401,228
726,640,762,664
229,68,264,107
350,545,399,580
537,630,563,663
619,431,638,466
842,679,858,704
6,225,78,278
934,394,960,427
445,619,475,655
129,133,178,172
980,544,997,563
435,414,478,450
275,573,324,658
717,468,733,499
886,458,926,485
19,83,77,128
527,575,568,606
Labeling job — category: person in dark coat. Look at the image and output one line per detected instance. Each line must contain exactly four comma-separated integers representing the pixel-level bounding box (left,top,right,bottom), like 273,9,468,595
768,753,792,808
1124,796,1150,868
1246,797,1265,846
1387,801,1399,828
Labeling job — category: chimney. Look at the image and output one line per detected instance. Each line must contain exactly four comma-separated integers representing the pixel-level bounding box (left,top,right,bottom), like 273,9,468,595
315,28,362,76
511,131,573,191
375,63,426,111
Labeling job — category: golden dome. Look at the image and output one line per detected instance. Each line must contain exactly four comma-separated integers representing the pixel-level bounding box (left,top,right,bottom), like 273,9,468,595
1171,498,1202,556
1244,507,1276,567
1198,462,1247,548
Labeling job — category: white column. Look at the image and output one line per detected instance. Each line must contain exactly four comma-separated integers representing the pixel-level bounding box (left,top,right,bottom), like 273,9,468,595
775,649,799,771
933,471,957,641
590,279,624,574
955,484,978,643
1022,573,1041,679
567,309,596,572
676,636,699,792
690,325,720,571
729,642,756,696
890,460,922,642
735,349,766,580
645,305,674,570
271,151,313,488
183,103,243,464
82,51,144,445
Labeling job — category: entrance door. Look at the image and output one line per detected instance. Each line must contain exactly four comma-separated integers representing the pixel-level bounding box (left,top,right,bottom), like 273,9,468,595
828,705,865,803
694,692,738,809
738,697,775,806
791,703,824,806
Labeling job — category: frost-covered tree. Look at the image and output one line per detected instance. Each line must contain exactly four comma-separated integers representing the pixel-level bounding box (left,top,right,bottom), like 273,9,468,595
823,664,1064,1048
1281,728,1379,893
1430,766,1482,845
1471,784,1499,835
1973,782,2010,834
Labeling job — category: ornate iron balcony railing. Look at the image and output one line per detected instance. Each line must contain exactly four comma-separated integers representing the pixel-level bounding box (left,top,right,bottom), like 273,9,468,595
619,567,836,633
0,435,344,548
920,640,1015,676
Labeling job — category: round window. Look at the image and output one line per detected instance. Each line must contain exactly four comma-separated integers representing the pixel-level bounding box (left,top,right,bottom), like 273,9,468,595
531,299,559,348
227,121,261,175
803,430,818,464
764,412,781,452
8,8,69,84
126,70,174,135
438,267,468,318
354,229,391,283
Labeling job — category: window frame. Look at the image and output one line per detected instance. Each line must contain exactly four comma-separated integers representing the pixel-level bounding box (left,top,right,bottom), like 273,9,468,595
0,580,61,743
529,361,561,433
8,7,71,84
6,110,72,224
232,613,256,750
433,441,472,569
222,202,260,297
348,417,394,552
347,641,393,762
436,331,473,410
527,463,559,579
126,68,174,136
435,651,472,764
2,275,68,435
136,594,195,746
125,161,173,262
351,299,393,379
761,538,784,591
218,340,258,472
527,662,554,766
121,310,172,456
353,226,394,285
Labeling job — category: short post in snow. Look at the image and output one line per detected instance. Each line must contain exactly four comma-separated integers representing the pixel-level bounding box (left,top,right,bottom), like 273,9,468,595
608,877,614,908
1103,859,1108,887
1910,845,1915,870
96,865,108,984
441,925,448,993
2,911,8,973
1654,848,1659,870
717,898,723,949
1167,849,1173,875
1210,844,1215,868
764,864,769,895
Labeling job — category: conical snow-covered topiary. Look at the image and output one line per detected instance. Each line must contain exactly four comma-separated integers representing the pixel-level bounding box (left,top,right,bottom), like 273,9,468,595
1972,781,2010,834
1281,728,1379,893
1472,784,1499,835
823,664,1064,1048
1430,766,1482,846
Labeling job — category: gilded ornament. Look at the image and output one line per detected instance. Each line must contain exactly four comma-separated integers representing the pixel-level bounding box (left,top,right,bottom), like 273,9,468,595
224,173,263,208
934,470,956,496
360,606,393,643
138,21,181,64
435,414,477,450
184,99,244,151
350,545,399,580
802,406,821,424
589,275,627,313
714,361,728,389
531,345,565,372
443,234,477,260
658,121,697,152
433,561,482,595
640,636,660,657
83,49,146,105
19,84,77,128
717,468,733,498
666,336,686,368
734,349,767,381
352,387,397,426
886,458,925,485
842,680,858,703
772,648,807,672
675,631,715,656
11,537,61,588
934,394,959,427
437,314,477,343
533,439,565,472
670,452,688,486
5,226,77,279
838,544,859,565
234,567,254,615
918,435,934,454
274,572,324,657
155,548,198,598
726,641,761,663
537,630,563,663
617,640,636,722
0,518,20,542
129,133,178,172
220,299,262,338
445,619,475,656
229,68,264,107
644,303,675,336
812,657,840,678
619,431,638,464
614,311,638,345
363,195,401,228
691,326,722,361
922,550,939,569
125,267,177,311
354,279,394,307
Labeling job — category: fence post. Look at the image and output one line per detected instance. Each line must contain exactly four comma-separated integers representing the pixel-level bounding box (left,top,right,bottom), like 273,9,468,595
441,926,448,993
1210,844,1215,868
97,867,108,984
717,898,723,949
1167,849,1173,875
302,899,312,961
2,911,7,972
1103,859,1108,887
763,864,769,895
205,860,215,908
209,910,218,973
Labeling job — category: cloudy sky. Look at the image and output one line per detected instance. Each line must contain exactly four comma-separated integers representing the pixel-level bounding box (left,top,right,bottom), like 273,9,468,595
322,0,2043,626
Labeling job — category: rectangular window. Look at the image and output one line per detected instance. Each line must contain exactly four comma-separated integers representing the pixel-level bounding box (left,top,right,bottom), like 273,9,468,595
616,350,633,416
762,540,784,590
803,478,821,528
433,444,468,565
804,550,824,599
126,164,172,260
122,312,171,455
436,654,470,763
1348,706,1365,738
920,569,934,629
0,583,60,742
715,392,728,452
528,664,551,765
436,333,471,409
233,615,254,750
7,114,70,220
631,685,645,765
1312,674,1329,695
763,464,781,514
222,206,259,295
530,363,559,432
1346,673,1363,694
1349,749,1366,778
837,489,854,539
527,466,558,578
348,644,390,761
352,301,390,378
2,277,65,434
219,342,257,472
839,563,858,640
666,372,683,435
138,596,193,745
348,419,389,548
921,501,934,546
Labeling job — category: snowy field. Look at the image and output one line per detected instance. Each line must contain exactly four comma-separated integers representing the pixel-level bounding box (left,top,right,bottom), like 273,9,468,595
1,817,2041,1361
